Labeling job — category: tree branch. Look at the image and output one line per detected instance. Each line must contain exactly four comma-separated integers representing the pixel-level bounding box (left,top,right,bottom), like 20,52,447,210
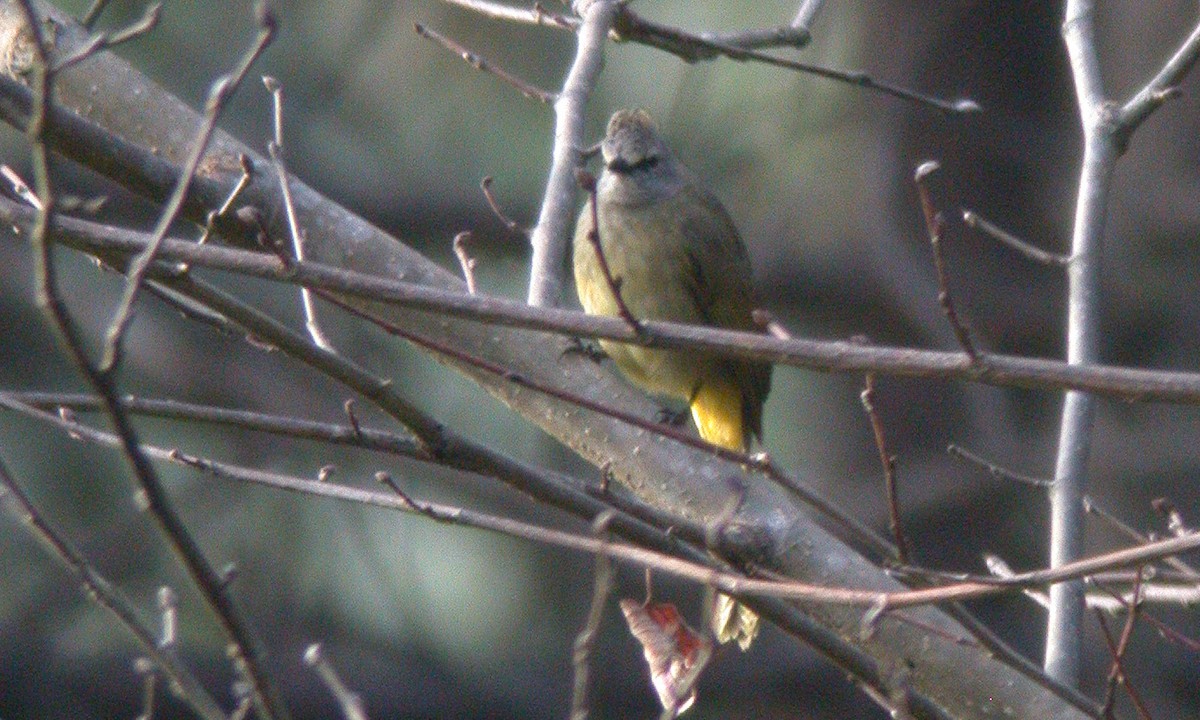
525,0,616,306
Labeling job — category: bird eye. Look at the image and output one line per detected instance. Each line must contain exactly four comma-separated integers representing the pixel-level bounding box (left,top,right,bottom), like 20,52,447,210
635,155,660,171
607,154,660,175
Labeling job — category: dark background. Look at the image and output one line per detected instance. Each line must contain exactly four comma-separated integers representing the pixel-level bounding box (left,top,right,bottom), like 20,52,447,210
1,1,1199,717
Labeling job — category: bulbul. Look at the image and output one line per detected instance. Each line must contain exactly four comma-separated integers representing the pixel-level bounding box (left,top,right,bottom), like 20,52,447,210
573,109,772,649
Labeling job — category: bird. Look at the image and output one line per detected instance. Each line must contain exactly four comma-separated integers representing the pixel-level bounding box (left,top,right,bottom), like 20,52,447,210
573,109,772,649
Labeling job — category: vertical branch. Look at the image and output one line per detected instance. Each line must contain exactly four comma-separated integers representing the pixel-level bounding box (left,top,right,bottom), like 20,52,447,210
1048,0,1117,686
525,0,617,307
570,512,615,720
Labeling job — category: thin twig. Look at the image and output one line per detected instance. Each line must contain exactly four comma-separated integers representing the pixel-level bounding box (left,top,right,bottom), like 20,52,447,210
860,374,911,562
0,456,226,720
791,0,825,33
914,161,980,360
1116,18,1200,144
98,7,276,373
1,164,42,209
157,585,178,647
414,22,555,103
79,0,112,29
131,270,795,582
752,308,791,339
200,154,254,245
21,197,1200,405
1151,496,1191,537
440,0,578,30
1085,496,1200,578
612,6,979,114
317,289,892,559
10,2,289,716
570,512,615,720
452,231,478,294
263,75,334,352
14,388,1200,613
1098,568,1145,718
481,176,528,234
962,209,1070,267
54,2,161,72
134,658,159,720
911,554,1194,607
1095,590,1152,719
304,645,369,720
28,390,1200,613
947,444,1054,488
1135,608,1200,652
576,170,641,329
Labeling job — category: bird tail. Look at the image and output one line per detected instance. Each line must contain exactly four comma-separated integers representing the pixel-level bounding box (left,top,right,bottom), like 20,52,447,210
690,379,748,452
690,380,761,650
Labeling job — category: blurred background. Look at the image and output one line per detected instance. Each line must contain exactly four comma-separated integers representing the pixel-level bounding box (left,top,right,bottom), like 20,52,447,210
1,0,1199,717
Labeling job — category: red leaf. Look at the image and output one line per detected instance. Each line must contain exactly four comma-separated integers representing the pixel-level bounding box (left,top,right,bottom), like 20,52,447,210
620,599,713,716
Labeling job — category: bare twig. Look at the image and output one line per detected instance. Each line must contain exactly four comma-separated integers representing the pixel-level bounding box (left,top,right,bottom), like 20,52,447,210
452,231,478,294
304,644,369,720
318,289,892,559
962,209,1070,268
791,0,825,33
157,585,178,647
10,2,289,716
98,6,276,373
447,0,972,117
985,555,1200,611
1099,568,1143,717
263,75,334,352
79,0,111,29
947,444,1054,488
13,386,1200,615
570,512,615,720
133,657,159,720
481,176,528,234
860,374,911,562
414,22,554,103
0,163,42,209
914,161,980,360
54,2,160,71
1116,18,1200,144
752,307,791,339
611,6,979,114
19,197,1200,408
1151,496,1191,537
0,456,226,720
576,169,641,329
1085,496,1200,578
1095,574,1152,720
440,0,578,29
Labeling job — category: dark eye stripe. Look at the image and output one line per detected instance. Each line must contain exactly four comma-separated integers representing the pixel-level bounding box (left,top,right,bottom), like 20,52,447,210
607,155,660,174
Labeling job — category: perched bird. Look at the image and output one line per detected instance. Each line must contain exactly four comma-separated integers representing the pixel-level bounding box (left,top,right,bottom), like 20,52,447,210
573,109,772,649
